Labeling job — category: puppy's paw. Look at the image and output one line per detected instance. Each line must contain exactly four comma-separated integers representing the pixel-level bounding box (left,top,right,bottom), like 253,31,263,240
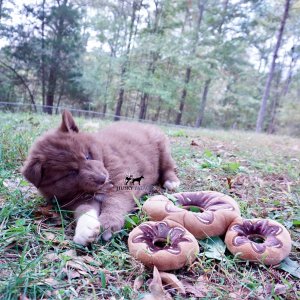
73,210,100,246
163,179,180,190
99,214,124,241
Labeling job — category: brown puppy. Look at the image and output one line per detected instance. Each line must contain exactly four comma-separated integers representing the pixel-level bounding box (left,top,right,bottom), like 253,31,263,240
22,111,180,245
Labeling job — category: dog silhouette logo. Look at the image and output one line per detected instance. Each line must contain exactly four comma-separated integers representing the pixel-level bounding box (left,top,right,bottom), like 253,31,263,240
131,175,144,185
118,174,150,192
124,174,144,185
125,175,133,185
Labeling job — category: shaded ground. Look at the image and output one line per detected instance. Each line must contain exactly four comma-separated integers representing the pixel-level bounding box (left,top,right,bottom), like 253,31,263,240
0,112,299,299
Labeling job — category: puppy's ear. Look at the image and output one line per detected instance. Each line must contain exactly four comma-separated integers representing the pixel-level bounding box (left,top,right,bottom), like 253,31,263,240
21,158,43,188
60,110,79,133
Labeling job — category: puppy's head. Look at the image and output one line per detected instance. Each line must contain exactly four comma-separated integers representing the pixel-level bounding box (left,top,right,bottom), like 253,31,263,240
22,110,109,205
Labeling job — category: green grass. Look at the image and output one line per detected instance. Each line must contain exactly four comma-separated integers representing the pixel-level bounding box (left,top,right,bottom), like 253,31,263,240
0,112,299,299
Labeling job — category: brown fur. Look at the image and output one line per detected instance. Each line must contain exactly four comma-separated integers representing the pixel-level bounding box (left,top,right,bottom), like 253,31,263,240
22,111,179,243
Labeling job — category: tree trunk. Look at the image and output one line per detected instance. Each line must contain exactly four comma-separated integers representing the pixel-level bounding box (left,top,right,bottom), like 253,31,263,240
195,78,211,127
55,81,65,114
139,92,148,120
102,58,112,117
267,70,281,134
0,0,3,21
44,0,67,114
153,97,162,121
283,46,297,96
167,107,172,123
45,66,56,114
217,0,229,34
0,60,37,111
132,92,139,118
138,1,160,121
267,48,297,133
175,67,191,125
115,79,125,120
41,0,46,107
175,1,205,125
102,102,107,116
256,0,291,132
114,0,141,121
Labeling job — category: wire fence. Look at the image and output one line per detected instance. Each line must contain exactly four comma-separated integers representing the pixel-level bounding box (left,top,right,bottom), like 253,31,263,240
0,101,195,130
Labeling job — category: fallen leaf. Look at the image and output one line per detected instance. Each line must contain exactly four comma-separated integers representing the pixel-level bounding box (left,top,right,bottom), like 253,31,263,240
66,260,88,272
62,267,81,280
0,196,5,206
61,249,77,259
81,255,96,264
43,232,56,240
279,257,300,278
18,294,30,300
274,284,287,295
34,204,60,219
199,236,226,261
226,177,232,189
44,252,59,262
159,272,185,294
229,290,249,299
181,280,206,298
142,267,172,300
44,277,60,287
133,275,144,291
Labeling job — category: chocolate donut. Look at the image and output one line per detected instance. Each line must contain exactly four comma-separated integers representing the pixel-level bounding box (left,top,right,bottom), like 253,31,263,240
225,218,292,265
128,220,199,271
143,191,240,239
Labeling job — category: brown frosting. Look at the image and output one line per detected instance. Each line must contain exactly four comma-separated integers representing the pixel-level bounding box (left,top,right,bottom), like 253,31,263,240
143,191,241,239
128,220,199,271
225,218,292,265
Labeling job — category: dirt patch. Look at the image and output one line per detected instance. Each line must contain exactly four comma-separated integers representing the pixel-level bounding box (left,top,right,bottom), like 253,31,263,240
3,177,39,199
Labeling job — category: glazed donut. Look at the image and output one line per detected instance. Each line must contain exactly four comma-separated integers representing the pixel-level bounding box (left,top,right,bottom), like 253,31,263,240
128,220,199,271
143,191,240,239
225,218,292,265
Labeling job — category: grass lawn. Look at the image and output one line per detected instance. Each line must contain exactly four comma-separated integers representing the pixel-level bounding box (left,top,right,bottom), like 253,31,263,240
0,111,299,299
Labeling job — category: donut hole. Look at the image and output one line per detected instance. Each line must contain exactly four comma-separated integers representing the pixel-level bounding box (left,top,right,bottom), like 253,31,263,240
248,234,265,244
153,238,169,249
182,205,204,213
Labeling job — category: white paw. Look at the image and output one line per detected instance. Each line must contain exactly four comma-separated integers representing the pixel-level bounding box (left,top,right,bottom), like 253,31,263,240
163,180,180,190
73,210,100,246
102,230,112,241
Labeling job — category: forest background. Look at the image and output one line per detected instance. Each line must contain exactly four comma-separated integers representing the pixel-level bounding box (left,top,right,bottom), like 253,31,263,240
0,0,299,136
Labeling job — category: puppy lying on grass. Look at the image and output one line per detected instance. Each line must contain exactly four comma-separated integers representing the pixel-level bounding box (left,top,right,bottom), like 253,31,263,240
22,111,180,245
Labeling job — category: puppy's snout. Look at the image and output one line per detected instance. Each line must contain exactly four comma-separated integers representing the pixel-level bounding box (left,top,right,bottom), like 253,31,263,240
95,174,107,185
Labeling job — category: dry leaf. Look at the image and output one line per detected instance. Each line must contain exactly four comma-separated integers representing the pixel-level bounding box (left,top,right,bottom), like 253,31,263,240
18,294,30,300
44,277,60,287
274,284,287,295
81,255,96,264
63,267,81,280
61,249,77,258
133,275,144,291
66,260,87,272
142,267,172,300
181,279,207,298
44,252,59,262
228,287,251,300
0,196,6,206
34,204,59,218
43,232,56,240
159,272,185,294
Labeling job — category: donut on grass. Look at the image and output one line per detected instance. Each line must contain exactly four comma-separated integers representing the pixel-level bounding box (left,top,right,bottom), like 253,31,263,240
225,218,292,265
143,191,241,239
128,220,199,271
